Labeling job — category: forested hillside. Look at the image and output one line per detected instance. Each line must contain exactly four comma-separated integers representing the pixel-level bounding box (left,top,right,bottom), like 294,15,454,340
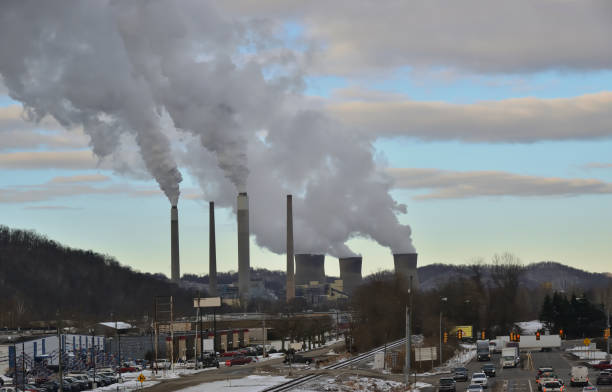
0,226,197,327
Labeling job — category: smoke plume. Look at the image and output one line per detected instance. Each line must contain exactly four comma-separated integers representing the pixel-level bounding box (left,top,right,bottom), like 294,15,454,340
0,0,415,256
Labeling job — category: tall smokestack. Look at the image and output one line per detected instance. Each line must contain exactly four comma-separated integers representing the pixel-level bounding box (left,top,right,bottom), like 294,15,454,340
209,201,217,296
286,195,295,302
237,192,250,301
171,205,180,282
393,253,419,291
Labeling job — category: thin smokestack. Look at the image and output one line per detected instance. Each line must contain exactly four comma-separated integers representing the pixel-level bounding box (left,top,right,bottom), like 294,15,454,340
393,253,419,291
171,205,180,282
209,201,217,296
237,192,250,301
286,195,295,302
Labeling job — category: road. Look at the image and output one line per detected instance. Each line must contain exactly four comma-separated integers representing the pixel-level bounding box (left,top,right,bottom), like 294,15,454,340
434,346,612,392
142,342,346,392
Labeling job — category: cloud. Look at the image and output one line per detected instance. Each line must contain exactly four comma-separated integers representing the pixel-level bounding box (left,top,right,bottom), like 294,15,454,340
388,168,612,199
48,174,111,184
23,205,82,210
329,91,612,143
0,150,100,170
0,105,63,133
218,1,612,75
583,162,612,169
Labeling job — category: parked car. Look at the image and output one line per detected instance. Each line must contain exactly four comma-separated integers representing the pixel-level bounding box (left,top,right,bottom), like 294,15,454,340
453,367,469,382
597,371,612,385
153,359,171,370
39,382,58,392
438,378,456,392
471,373,488,389
201,353,220,369
542,381,564,392
1,388,23,392
482,364,496,377
66,374,91,389
593,361,612,371
467,385,484,392
62,378,83,392
225,355,253,366
283,354,312,365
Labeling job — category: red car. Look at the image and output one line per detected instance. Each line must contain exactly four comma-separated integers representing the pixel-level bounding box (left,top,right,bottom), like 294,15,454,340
225,355,253,366
119,365,138,373
593,361,612,370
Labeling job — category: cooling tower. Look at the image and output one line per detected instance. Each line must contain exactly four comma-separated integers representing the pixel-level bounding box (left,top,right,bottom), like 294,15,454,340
237,193,250,300
295,254,325,286
209,201,217,296
170,205,180,282
286,195,295,302
393,253,419,290
339,257,363,295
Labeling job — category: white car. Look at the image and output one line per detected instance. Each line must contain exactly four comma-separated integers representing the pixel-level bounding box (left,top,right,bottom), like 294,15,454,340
471,373,488,389
542,381,564,392
467,384,484,392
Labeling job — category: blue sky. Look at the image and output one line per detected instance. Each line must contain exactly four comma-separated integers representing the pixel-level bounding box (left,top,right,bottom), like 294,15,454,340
1,1,611,277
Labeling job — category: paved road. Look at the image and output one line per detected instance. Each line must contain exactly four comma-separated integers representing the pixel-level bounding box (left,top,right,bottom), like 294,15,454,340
434,348,612,392
142,342,346,392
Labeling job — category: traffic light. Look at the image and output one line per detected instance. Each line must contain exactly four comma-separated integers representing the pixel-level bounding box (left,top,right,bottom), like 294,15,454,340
559,329,564,338
481,331,486,340
605,328,610,339
510,332,515,341
444,331,448,343
457,329,463,340
516,333,521,342
536,331,541,340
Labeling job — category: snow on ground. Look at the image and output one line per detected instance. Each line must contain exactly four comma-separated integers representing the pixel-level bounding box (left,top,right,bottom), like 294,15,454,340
565,345,608,360
295,375,422,392
516,320,543,335
176,375,289,392
417,343,476,376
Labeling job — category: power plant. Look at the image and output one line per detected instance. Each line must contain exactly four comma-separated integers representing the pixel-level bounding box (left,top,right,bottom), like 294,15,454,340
393,253,419,290
339,257,362,295
209,201,218,296
286,195,295,302
237,192,250,301
295,254,325,286
170,205,180,282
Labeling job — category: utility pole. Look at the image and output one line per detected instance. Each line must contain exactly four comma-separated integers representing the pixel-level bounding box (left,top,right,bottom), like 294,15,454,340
263,313,267,358
607,307,610,358
439,308,443,366
440,297,447,365
21,339,25,392
91,329,97,388
405,305,410,387
57,326,63,392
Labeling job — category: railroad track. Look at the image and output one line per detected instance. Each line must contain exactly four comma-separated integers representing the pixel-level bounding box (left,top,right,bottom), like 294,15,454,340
262,338,407,392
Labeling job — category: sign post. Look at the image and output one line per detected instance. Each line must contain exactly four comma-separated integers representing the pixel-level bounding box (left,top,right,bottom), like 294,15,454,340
137,373,145,389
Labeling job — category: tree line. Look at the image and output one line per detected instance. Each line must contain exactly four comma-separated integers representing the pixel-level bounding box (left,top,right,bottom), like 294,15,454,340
0,226,198,327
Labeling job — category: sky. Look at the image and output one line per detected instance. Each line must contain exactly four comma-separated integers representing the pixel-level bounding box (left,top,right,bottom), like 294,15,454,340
0,1,611,277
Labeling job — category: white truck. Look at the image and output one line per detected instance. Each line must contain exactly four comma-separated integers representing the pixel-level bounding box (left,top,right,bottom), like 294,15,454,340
518,335,561,352
501,347,520,368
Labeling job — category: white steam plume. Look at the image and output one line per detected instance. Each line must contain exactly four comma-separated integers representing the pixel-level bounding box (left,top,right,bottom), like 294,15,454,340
0,0,182,204
0,0,415,257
